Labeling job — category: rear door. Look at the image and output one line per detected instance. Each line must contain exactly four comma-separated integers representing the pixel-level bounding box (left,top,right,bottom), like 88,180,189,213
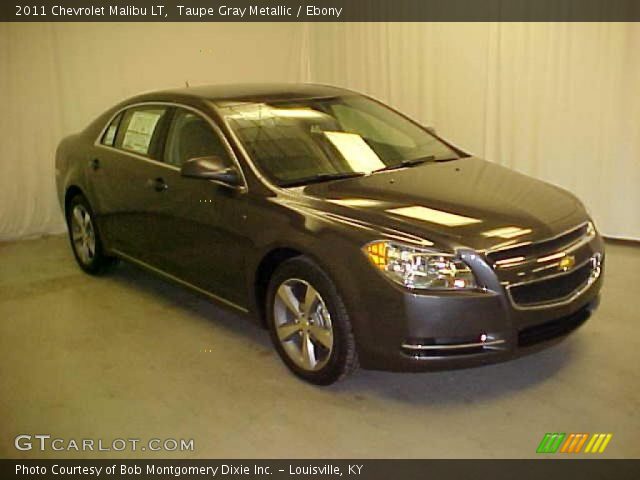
91,104,174,261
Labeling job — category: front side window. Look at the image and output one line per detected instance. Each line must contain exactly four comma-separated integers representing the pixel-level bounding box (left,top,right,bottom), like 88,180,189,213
218,95,461,187
164,109,232,168
116,106,169,157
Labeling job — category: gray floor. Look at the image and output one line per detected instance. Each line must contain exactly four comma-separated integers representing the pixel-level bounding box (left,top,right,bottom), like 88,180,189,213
1,235,638,459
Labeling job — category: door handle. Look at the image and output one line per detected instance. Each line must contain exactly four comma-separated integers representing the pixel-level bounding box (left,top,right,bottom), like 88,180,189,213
147,177,168,192
89,158,100,171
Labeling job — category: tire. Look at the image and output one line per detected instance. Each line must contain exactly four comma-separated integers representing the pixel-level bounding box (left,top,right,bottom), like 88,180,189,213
266,256,359,385
66,194,118,275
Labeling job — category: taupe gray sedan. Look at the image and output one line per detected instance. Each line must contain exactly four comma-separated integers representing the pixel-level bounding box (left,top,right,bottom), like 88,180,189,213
56,84,604,384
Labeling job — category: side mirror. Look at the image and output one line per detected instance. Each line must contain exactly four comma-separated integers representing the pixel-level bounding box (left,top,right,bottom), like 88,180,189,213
180,156,241,186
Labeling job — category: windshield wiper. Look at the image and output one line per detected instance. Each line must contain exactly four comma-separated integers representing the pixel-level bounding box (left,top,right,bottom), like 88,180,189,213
373,155,436,173
280,171,367,188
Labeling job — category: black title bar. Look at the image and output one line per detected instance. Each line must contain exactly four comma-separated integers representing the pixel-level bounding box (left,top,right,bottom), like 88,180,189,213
3,0,640,22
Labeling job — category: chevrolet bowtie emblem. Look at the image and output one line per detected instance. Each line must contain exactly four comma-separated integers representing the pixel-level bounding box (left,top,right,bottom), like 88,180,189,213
558,255,576,271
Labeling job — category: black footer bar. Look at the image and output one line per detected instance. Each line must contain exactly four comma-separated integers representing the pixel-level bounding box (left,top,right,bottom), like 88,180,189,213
3,459,640,480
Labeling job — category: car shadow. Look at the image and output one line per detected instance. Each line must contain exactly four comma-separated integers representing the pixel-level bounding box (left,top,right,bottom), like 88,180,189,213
329,340,577,405
106,260,578,406
106,261,272,349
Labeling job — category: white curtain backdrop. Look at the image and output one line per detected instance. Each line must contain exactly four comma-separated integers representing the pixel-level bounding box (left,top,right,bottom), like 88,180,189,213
309,22,640,240
0,22,308,241
1,22,639,241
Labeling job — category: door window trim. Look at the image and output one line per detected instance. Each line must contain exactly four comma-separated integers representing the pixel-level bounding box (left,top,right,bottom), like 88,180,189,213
95,101,248,191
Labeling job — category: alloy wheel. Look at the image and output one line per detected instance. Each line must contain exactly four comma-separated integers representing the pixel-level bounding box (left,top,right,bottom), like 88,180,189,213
70,204,96,265
273,278,334,371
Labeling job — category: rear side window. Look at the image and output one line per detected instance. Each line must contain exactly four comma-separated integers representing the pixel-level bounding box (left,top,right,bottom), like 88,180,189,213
116,106,170,158
101,113,122,146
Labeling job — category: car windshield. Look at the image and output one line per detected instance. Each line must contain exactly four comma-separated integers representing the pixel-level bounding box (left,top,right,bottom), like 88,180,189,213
217,95,461,187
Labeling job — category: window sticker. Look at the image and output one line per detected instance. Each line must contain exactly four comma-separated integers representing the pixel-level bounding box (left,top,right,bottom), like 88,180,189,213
122,110,163,155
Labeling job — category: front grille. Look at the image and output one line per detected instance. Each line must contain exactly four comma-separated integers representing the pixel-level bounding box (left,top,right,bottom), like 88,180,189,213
486,222,600,308
518,306,591,347
487,223,589,265
509,260,594,307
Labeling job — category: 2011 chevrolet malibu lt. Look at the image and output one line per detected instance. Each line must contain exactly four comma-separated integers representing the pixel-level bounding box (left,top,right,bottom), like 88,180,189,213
55,84,604,384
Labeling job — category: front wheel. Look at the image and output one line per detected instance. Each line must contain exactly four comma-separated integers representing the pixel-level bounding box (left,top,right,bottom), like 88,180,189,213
266,256,359,385
66,194,118,275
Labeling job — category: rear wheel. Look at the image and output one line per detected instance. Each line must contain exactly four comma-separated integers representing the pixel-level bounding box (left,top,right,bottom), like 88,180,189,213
66,194,117,275
266,256,358,385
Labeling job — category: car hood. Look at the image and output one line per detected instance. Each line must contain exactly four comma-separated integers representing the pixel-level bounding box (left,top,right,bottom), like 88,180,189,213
296,157,587,252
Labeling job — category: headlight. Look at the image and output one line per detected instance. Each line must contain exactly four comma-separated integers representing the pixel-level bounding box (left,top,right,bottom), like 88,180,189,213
364,241,477,290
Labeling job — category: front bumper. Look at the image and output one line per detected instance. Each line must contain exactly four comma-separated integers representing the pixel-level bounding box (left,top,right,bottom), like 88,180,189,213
345,232,604,372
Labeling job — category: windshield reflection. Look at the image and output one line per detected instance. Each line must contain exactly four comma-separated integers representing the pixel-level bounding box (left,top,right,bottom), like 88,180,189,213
218,96,461,186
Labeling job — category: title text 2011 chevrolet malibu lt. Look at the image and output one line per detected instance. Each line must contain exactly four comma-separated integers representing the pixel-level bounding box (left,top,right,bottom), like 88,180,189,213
56,84,604,384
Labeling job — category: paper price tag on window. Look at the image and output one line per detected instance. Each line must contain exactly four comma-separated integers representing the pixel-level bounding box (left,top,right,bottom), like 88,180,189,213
122,110,163,154
323,131,385,172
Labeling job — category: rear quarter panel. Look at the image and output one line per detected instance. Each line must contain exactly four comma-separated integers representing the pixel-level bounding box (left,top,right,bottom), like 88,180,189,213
55,103,120,219
55,132,103,224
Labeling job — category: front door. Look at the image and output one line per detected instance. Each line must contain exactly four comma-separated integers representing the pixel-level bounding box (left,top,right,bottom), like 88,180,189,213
138,107,251,308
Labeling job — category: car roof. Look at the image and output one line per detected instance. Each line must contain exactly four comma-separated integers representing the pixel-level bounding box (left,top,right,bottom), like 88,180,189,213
130,83,355,106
